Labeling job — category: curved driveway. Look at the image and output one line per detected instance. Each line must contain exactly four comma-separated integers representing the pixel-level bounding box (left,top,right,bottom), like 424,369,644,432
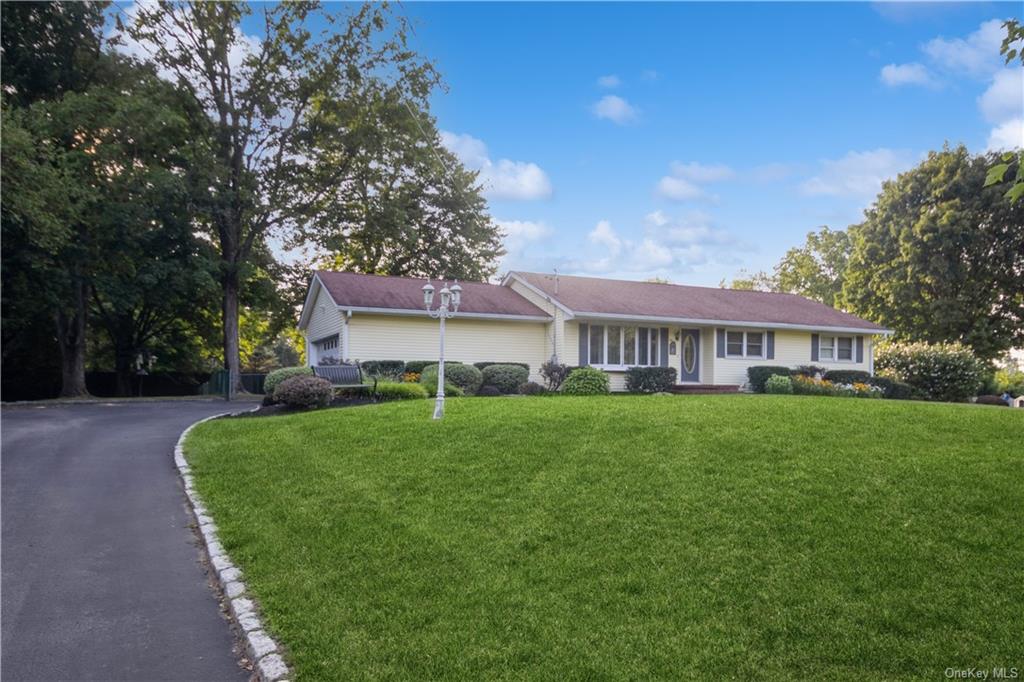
2,400,253,681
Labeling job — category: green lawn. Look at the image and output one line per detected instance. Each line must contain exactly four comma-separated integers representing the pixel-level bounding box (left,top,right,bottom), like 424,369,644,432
186,395,1024,681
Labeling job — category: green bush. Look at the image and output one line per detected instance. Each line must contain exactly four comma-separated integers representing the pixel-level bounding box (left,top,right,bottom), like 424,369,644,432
994,366,1024,397
374,381,427,401
867,376,917,400
518,381,547,395
476,385,503,397
823,369,872,384
473,361,530,373
481,364,529,394
562,367,610,395
747,366,793,393
360,360,405,380
273,374,332,409
625,366,677,393
765,374,793,394
540,361,571,390
420,362,482,395
876,341,985,402
792,365,826,378
264,366,313,398
975,394,1009,406
404,360,434,374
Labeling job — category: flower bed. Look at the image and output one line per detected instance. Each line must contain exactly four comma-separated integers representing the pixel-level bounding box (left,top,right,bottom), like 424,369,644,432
792,374,883,398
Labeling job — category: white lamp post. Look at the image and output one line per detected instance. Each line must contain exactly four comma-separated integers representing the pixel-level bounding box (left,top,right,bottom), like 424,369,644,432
423,280,462,419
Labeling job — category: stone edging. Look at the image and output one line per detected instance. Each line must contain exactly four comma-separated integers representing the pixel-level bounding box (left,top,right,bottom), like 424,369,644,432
175,412,291,682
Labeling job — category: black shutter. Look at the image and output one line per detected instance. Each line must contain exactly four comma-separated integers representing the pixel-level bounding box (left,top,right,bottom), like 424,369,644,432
811,333,819,362
716,328,725,358
766,331,775,360
660,328,669,367
578,323,589,366
856,335,864,363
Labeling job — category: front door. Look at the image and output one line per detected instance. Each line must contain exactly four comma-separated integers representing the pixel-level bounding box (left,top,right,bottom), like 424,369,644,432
679,328,700,382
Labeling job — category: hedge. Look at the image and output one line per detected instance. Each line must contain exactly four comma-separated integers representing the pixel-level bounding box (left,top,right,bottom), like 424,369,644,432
481,364,529,394
562,367,610,395
404,360,436,374
264,366,313,399
823,369,872,384
747,366,793,393
473,361,530,373
625,366,677,393
476,385,503,397
518,381,547,395
360,360,405,379
374,382,428,401
419,363,483,395
875,341,984,402
273,374,332,409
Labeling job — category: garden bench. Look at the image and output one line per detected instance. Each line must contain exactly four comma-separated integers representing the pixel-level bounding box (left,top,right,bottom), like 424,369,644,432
313,364,376,392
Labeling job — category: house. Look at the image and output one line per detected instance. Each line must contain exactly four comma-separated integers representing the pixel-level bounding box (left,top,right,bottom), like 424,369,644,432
298,270,890,390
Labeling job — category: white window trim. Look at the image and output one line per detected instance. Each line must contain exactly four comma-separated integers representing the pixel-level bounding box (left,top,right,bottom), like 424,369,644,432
819,334,856,363
589,324,661,370
725,329,765,359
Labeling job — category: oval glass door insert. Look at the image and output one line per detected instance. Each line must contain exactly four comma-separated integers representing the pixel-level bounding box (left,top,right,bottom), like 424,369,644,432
682,335,696,375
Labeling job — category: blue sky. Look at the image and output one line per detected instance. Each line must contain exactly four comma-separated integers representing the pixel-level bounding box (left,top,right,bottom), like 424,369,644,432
390,2,1023,285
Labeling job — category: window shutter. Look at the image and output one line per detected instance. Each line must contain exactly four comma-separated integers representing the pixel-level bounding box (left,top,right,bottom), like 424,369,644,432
660,328,669,367
766,331,775,360
578,323,589,365
716,328,725,358
856,335,864,363
811,333,819,362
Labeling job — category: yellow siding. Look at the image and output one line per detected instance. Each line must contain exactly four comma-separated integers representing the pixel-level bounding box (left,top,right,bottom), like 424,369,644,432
711,329,874,385
347,314,549,382
565,321,580,365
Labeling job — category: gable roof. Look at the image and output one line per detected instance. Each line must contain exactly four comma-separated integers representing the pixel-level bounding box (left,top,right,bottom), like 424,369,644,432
511,271,887,333
312,271,551,320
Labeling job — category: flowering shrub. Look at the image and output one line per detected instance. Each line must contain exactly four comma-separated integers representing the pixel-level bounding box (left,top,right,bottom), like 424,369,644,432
791,375,882,398
875,341,984,402
402,371,421,383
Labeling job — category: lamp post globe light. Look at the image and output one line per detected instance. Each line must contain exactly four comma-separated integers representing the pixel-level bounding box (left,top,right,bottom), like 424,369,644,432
423,280,462,419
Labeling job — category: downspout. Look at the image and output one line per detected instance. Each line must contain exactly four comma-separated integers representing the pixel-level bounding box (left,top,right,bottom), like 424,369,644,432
342,310,352,362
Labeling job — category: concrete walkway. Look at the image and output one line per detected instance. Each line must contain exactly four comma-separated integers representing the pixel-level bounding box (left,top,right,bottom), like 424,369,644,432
2,400,255,681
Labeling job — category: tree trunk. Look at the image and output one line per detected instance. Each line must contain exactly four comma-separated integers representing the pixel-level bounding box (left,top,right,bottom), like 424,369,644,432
56,278,89,398
222,267,243,396
114,341,136,398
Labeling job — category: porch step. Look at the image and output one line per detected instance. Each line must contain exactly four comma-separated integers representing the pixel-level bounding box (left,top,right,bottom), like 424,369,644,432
669,384,741,394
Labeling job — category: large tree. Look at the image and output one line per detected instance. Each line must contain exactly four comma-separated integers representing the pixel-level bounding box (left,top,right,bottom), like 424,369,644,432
843,145,1024,360
122,1,441,393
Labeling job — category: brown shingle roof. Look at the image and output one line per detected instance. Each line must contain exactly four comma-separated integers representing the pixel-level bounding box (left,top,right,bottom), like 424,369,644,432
315,271,550,318
514,271,886,331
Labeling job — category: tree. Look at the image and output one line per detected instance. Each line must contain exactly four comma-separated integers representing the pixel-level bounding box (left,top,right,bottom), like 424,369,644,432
301,94,503,281
983,19,1023,204
843,145,1024,360
722,270,775,291
122,2,441,393
774,227,850,307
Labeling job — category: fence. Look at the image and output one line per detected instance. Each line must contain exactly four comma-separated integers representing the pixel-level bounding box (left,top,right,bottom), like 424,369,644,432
200,371,267,396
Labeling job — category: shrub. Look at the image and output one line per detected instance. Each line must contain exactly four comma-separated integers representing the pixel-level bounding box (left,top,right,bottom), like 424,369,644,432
764,374,793,394
476,385,503,397
518,381,547,395
823,369,872,384
994,366,1024,397
876,341,985,402
404,360,434,374
273,374,333,409
402,371,421,383
792,365,827,378
867,376,917,400
481,364,529,394
975,394,1009,406
374,382,428,401
791,375,883,399
625,366,677,393
562,367,610,395
473,361,530,373
360,360,405,380
419,362,482,395
540,361,571,390
264,366,313,398
747,366,793,393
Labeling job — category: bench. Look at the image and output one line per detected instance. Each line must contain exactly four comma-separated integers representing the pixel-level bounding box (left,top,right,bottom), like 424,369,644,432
312,364,376,393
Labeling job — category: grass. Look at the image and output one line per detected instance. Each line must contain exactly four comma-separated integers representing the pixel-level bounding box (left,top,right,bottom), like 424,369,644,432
186,395,1024,681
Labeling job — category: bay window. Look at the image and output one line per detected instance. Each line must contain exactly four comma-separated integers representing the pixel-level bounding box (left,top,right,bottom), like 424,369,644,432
587,325,662,367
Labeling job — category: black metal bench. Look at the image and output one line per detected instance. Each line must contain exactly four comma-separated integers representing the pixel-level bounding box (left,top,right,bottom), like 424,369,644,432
312,364,376,392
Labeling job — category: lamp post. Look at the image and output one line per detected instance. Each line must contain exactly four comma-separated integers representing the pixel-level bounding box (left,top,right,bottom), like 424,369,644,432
423,280,461,419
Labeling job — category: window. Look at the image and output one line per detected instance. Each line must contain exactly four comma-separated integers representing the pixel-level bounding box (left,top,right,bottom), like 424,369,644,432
589,325,605,365
818,335,854,362
315,336,338,351
586,325,662,367
725,330,765,358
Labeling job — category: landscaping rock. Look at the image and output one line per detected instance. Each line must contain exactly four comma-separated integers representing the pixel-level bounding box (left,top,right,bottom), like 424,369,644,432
257,653,289,681
247,630,278,661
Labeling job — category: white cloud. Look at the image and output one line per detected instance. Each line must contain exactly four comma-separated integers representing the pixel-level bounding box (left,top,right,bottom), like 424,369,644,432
987,118,1024,152
440,131,552,201
799,148,915,197
978,69,1024,125
641,69,659,81
880,62,937,88
496,219,553,271
588,220,623,255
923,19,1005,78
597,74,621,88
591,95,638,124
654,161,734,201
668,161,735,182
750,163,794,183
655,176,707,201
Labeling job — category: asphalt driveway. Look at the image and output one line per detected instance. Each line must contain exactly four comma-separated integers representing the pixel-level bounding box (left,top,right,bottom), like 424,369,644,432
2,400,255,681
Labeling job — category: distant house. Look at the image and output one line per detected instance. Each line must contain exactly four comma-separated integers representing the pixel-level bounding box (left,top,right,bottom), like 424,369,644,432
299,270,890,390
